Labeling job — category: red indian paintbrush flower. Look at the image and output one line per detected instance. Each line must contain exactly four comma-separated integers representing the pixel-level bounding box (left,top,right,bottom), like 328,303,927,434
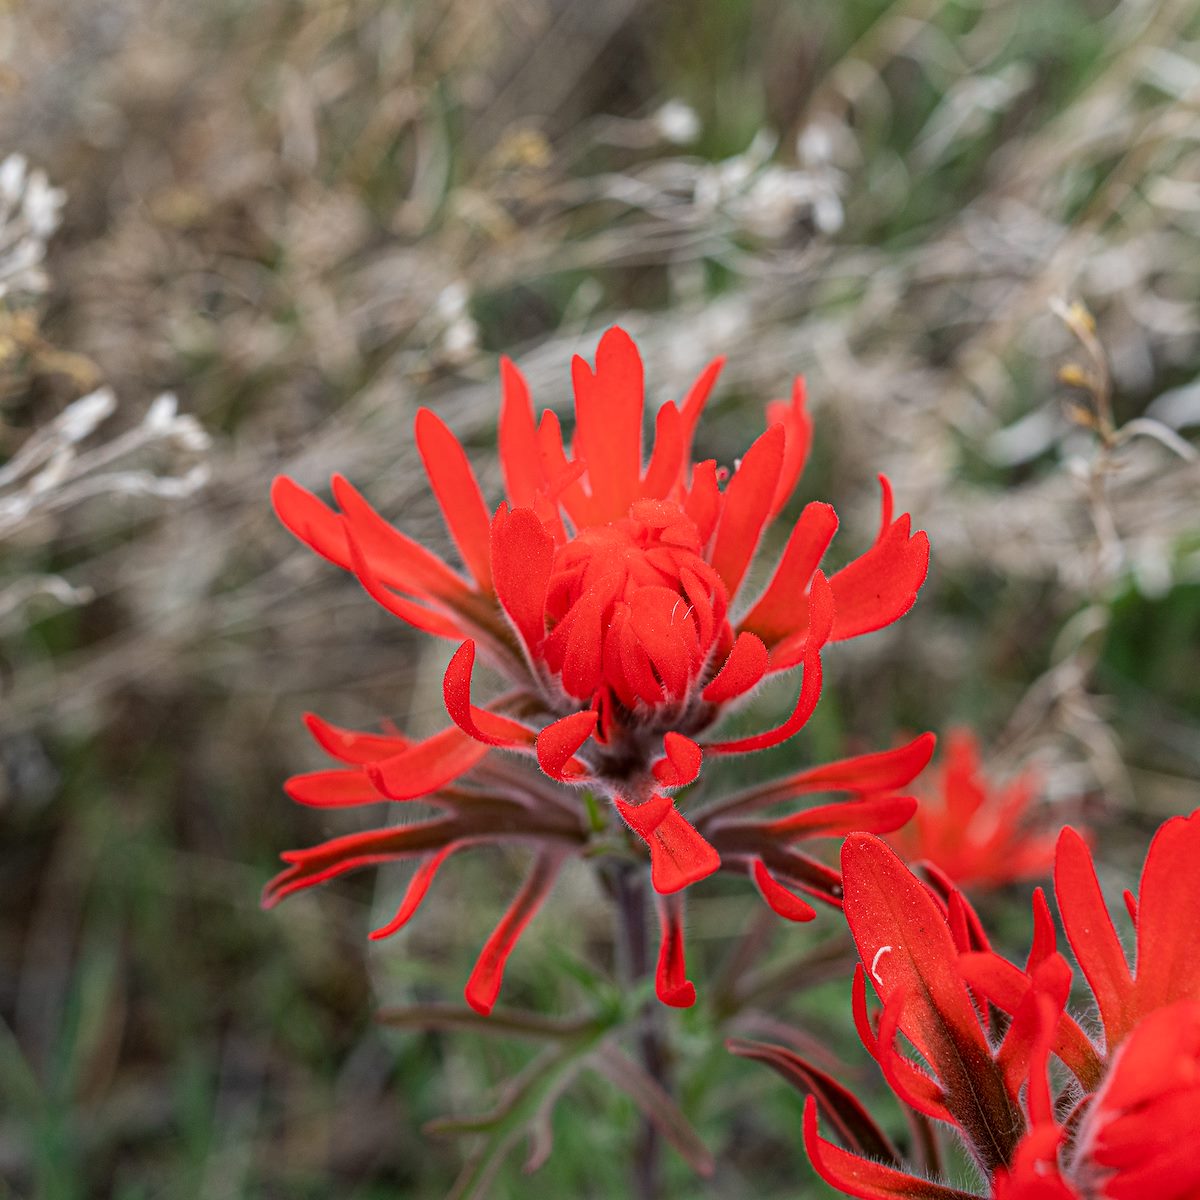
265,327,929,1012
962,808,1200,1072
887,730,1061,891
966,808,1200,1198
733,808,1200,1199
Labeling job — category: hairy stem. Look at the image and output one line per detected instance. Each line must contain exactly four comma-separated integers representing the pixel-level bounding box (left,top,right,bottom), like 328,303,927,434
610,861,665,1200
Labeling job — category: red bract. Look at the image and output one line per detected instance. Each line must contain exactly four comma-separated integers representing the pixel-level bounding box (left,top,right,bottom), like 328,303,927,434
887,730,1061,891
733,830,1076,1197
694,733,935,924
994,1000,1200,1200
1070,1000,1200,1200
734,809,1200,1199
261,714,590,1015
838,834,1064,1177
266,328,929,1011
964,809,1200,1067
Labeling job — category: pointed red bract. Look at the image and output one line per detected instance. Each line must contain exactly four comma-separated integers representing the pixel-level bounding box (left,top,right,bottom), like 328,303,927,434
498,357,543,508
616,795,720,894
765,376,814,519
702,631,768,703
442,640,539,749
828,481,930,643
1056,826,1135,1050
739,501,838,647
803,1099,979,1200
465,852,562,1015
569,327,645,525
706,573,832,754
365,726,490,800
703,733,935,823
491,504,554,657
271,474,354,570
414,408,494,591
535,711,597,782
652,732,703,790
841,834,1022,1172
303,712,409,763
370,844,460,940
766,794,917,840
727,1040,899,1164
263,817,465,905
640,402,686,500
345,523,467,639
273,474,469,604
1131,810,1200,1016
752,860,817,922
709,425,786,596
284,768,385,808
654,893,696,1007
683,459,721,544
677,357,724,457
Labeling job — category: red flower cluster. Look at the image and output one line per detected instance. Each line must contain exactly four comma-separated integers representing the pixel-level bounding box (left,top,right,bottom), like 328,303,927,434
733,809,1200,1199
887,729,1060,891
264,328,929,1012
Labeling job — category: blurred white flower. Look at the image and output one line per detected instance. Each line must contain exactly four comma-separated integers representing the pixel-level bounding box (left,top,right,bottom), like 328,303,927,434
143,392,211,452
693,130,846,239
433,280,478,363
653,100,701,146
0,153,66,300
57,388,119,444
797,124,832,167
1,388,211,627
